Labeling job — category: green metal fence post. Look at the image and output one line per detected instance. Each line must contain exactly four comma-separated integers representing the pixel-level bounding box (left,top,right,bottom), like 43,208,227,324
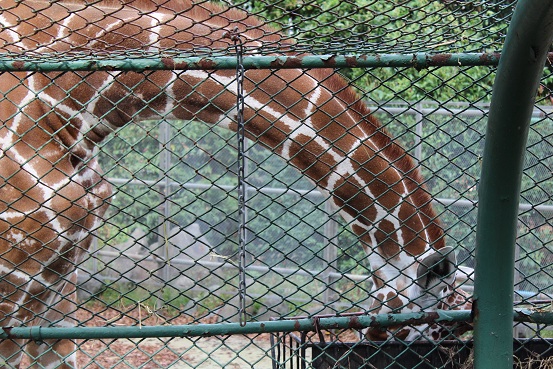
474,1,553,368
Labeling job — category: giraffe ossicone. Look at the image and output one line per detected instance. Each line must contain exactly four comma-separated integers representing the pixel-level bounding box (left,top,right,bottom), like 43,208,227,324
0,0,472,367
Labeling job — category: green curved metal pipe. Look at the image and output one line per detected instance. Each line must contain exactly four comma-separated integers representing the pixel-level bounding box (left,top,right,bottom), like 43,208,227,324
474,1,553,368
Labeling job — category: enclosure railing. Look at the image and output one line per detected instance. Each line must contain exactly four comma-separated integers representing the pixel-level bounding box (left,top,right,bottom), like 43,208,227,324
2,2,553,369
473,1,553,368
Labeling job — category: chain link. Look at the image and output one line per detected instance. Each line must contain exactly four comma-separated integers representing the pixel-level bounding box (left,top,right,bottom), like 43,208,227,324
230,29,248,327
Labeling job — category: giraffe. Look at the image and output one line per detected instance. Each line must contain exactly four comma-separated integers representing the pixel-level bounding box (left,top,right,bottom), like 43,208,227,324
0,0,472,367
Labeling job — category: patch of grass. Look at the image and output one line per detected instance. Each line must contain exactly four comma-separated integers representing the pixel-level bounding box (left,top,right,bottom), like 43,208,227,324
84,284,191,319
538,329,553,338
195,292,231,317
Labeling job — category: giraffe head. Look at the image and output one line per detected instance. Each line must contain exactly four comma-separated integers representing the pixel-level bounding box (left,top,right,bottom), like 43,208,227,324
365,246,473,341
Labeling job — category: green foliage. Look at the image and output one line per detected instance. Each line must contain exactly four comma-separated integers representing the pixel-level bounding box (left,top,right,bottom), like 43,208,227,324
235,0,507,104
85,284,192,318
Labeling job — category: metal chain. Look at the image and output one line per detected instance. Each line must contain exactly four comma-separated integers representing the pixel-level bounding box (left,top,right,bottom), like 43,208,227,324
230,28,248,327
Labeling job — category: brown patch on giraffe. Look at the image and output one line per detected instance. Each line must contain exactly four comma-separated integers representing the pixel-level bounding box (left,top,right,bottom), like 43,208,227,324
370,270,386,290
349,149,403,210
397,201,424,256
332,176,377,226
365,327,389,341
263,69,308,111
394,328,410,340
386,291,405,311
353,225,372,254
430,324,441,340
0,271,29,298
374,219,400,259
439,286,473,311
369,293,386,314
396,277,408,293
288,137,348,191
92,72,172,123
397,198,445,256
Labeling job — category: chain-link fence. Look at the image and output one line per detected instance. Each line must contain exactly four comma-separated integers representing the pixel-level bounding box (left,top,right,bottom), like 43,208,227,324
0,0,552,368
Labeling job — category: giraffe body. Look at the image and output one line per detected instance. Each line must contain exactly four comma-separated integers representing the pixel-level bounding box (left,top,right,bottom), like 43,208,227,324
0,1,470,367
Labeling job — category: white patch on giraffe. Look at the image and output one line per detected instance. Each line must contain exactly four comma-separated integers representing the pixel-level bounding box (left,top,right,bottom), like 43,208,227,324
71,163,99,186
281,86,333,159
5,352,23,368
0,15,20,44
327,159,357,188
303,81,323,119
0,264,32,283
216,110,235,129
6,231,25,245
84,71,120,129
347,137,373,159
60,14,74,38
0,210,29,222
28,337,77,369
0,86,35,150
386,205,404,243
283,127,335,162
66,352,78,364
183,69,217,84
371,260,401,285
147,12,165,51
156,72,179,119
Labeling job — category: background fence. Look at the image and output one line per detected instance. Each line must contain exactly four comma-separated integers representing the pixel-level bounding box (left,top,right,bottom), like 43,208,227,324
82,100,553,300
2,0,553,368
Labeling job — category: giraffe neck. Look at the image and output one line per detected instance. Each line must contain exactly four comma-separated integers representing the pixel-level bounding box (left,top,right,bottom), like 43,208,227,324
75,68,444,252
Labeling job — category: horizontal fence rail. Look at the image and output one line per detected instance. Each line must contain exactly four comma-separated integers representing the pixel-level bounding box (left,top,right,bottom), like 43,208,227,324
0,52,505,72
2,310,553,341
1,311,473,340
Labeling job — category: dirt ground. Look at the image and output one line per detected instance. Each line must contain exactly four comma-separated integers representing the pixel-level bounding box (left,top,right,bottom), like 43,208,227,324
78,335,275,369
74,304,278,369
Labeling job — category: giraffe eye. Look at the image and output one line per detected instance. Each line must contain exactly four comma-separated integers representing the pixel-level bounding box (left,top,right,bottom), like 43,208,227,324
416,247,456,292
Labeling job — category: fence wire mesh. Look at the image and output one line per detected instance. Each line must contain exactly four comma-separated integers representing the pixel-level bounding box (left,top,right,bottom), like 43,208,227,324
0,0,552,368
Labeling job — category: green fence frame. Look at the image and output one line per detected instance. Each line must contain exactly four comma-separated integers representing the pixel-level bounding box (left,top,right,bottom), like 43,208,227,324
2,1,553,368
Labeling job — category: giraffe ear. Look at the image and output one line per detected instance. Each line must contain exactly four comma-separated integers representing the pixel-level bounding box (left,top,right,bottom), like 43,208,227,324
416,246,457,292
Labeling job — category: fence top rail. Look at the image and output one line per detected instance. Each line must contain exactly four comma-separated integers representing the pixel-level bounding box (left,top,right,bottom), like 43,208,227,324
0,52,503,72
